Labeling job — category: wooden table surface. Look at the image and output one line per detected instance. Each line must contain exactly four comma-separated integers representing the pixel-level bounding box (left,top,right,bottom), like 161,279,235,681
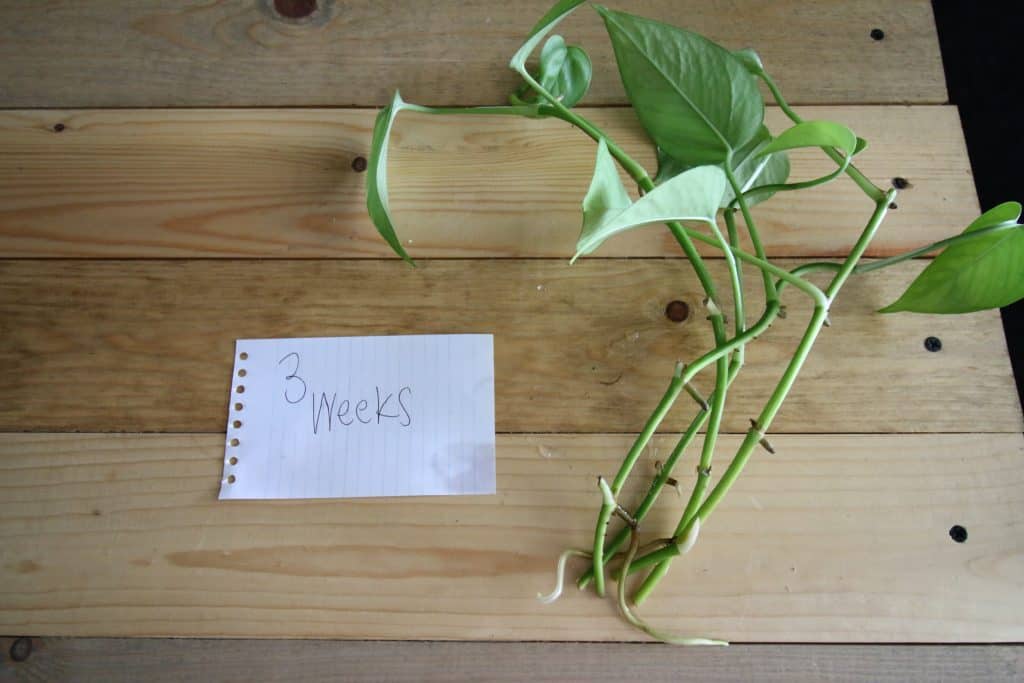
1,1,1022,680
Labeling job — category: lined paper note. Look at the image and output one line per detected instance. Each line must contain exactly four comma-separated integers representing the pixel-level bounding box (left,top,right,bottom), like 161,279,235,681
219,335,495,500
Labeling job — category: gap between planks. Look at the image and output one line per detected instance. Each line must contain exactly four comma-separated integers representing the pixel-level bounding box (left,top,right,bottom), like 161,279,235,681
0,639,1020,683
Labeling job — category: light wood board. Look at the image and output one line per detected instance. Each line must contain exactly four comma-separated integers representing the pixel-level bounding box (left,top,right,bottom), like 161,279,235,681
1,432,1022,641
2,639,1022,683
0,1,946,108
0,259,1018,435
0,106,975,258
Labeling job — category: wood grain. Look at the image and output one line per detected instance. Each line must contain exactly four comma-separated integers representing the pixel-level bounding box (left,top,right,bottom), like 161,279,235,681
0,106,975,258
0,1,946,108
2,640,1022,683
0,259,1018,435
1,432,1021,640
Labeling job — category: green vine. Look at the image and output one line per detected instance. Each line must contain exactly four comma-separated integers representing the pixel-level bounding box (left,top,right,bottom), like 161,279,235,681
367,0,1024,644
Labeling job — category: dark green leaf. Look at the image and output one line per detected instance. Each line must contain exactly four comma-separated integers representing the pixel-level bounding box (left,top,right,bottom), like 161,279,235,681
596,5,764,165
881,202,1024,314
366,91,414,264
575,163,725,261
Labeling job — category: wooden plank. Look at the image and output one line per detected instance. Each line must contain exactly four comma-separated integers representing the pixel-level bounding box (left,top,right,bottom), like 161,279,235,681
1,432,1021,640
0,1,946,109
2,640,1022,683
0,106,974,258
0,259,1018,434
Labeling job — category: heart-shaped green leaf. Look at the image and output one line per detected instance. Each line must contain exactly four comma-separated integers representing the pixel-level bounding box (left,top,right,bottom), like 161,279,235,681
654,125,790,208
537,36,592,107
367,91,414,264
758,120,858,158
880,202,1024,314
575,163,726,261
596,5,764,166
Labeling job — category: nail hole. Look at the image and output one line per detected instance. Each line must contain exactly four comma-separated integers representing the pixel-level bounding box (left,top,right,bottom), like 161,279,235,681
665,300,691,323
949,524,967,543
352,156,368,173
892,177,911,189
239,352,248,360
230,438,240,447
9,636,32,662
889,202,898,210
273,0,317,19
229,456,238,466
233,420,242,429
870,28,885,41
234,402,243,411
228,474,236,484
53,123,65,133
924,336,942,352
238,369,247,377
236,385,245,394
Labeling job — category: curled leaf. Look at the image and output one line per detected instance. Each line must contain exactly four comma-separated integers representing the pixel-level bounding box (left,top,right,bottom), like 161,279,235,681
580,139,633,246
510,0,587,73
732,48,765,76
758,119,858,158
538,36,592,107
367,91,414,264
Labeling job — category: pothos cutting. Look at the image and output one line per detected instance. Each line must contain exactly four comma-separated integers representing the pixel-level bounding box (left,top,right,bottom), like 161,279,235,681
366,0,1024,644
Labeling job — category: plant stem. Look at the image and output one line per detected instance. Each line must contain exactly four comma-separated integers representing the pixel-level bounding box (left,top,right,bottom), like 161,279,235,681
852,221,1017,274
591,477,616,597
826,191,898,298
630,211,747,603
759,72,885,203
627,192,897,584
725,165,778,303
514,73,742,600
724,210,747,341
576,354,746,590
671,225,828,307
609,362,688,496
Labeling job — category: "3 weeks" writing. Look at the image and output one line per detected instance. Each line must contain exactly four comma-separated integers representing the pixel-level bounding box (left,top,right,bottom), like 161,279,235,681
277,352,413,434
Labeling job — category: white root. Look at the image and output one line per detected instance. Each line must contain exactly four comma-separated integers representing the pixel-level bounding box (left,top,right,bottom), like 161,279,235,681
536,548,592,605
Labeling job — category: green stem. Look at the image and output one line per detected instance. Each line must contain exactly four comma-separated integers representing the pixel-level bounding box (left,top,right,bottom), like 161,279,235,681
628,193,897,581
671,225,828,307
724,165,778,303
609,362,687,496
591,477,616,597
759,72,885,203
516,72,741,600
827,191,898,299
724,210,747,341
576,354,746,591
401,102,544,118
852,221,1018,274
630,211,747,604
626,304,830,576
